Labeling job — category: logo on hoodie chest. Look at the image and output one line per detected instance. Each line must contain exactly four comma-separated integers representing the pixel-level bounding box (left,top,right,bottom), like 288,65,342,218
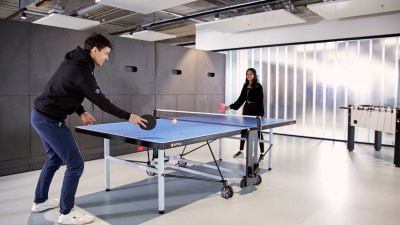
95,86,101,94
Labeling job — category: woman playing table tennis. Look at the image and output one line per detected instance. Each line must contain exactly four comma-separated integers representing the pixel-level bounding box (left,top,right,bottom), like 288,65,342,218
225,68,265,158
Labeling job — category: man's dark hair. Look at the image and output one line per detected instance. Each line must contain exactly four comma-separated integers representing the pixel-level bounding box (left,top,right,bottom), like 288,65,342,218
84,33,112,51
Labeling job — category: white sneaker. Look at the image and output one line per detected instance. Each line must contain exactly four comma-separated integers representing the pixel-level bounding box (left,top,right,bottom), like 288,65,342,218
31,198,59,212
57,208,94,225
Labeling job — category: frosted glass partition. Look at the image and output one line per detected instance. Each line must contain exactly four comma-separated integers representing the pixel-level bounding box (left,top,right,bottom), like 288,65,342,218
222,37,400,145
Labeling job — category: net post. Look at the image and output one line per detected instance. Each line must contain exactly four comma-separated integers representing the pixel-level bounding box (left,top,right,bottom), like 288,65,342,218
256,116,261,129
154,109,158,118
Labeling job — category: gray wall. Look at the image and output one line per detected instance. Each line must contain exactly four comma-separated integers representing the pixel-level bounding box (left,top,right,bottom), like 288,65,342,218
0,19,225,176
155,43,225,113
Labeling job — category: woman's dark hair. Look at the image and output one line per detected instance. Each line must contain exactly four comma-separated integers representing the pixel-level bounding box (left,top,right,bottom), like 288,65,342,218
245,68,259,88
84,33,112,51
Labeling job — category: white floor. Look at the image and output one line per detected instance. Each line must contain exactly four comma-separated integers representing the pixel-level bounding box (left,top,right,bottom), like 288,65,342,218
1,136,399,225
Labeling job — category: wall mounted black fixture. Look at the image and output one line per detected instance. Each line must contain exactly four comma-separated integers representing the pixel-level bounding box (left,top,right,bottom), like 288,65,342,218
207,72,215,77
172,69,182,75
21,12,27,20
124,66,137,72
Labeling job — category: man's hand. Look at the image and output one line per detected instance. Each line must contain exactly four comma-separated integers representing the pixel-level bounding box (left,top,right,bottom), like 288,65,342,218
80,112,96,125
129,114,147,128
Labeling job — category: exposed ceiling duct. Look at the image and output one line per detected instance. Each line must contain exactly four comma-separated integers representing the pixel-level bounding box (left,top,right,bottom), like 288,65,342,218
3,0,399,45
110,0,278,35
95,0,198,14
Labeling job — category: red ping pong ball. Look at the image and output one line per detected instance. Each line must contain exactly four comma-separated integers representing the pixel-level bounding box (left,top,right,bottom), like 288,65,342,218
171,119,177,124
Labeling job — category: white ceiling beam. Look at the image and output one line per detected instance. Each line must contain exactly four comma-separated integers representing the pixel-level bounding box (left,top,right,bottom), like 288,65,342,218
120,30,176,42
307,0,400,20
33,13,100,30
196,9,306,33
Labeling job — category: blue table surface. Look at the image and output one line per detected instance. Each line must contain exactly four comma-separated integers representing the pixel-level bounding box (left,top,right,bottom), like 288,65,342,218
76,115,294,144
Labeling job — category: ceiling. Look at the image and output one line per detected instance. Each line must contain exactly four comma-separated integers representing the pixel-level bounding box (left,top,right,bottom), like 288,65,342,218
1,0,328,45
1,0,393,46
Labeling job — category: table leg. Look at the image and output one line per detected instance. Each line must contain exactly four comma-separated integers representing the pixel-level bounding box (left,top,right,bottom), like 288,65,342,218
347,108,355,151
269,129,273,170
246,130,257,176
218,139,223,161
157,149,165,214
239,130,260,187
374,131,382,151
104,138,110,191
395,110,400,167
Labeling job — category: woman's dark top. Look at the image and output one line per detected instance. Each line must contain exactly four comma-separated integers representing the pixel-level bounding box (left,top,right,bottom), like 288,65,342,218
230,83,264,117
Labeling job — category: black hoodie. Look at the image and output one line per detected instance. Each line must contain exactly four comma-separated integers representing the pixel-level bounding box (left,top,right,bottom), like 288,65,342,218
34,46,130,122
230,83,264,117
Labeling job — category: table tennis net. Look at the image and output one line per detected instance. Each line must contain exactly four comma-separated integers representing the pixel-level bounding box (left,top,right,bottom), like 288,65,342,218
154,109,260,128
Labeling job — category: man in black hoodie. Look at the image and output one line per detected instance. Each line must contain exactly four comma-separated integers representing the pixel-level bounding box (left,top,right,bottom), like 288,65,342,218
30,33,147,225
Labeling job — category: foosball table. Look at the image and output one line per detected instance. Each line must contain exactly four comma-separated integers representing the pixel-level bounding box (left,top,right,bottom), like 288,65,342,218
340,105,400,167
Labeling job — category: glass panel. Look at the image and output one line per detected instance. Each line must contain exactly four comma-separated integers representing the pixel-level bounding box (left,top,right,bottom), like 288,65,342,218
223,36,400,145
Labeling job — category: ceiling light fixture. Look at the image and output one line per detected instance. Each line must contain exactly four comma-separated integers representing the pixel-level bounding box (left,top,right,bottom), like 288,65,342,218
264,5,272,11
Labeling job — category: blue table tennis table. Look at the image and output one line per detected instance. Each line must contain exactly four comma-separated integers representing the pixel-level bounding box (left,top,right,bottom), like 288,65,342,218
76,111,295,214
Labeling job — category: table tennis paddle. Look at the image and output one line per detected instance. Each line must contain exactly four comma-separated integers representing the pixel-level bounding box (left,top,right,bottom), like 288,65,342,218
217,103,226,113
139,114,157,130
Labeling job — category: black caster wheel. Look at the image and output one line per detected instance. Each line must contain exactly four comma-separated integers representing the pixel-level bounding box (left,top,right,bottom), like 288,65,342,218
177,160,187,167
240,178,247,188
255,175,262,185
221,186,234,199
146,165,157,176
227,185,234,198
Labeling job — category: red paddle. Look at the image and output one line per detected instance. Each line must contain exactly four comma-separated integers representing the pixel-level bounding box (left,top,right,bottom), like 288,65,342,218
217,103,226,113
